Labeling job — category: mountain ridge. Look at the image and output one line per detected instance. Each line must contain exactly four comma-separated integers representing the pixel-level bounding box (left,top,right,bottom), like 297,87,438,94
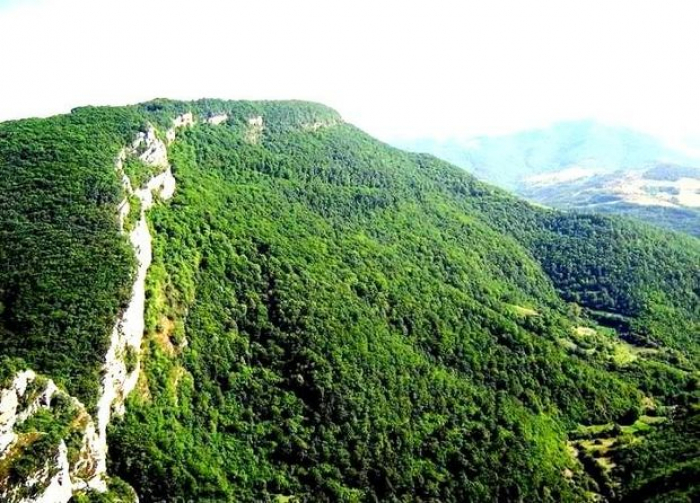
0,100,697,502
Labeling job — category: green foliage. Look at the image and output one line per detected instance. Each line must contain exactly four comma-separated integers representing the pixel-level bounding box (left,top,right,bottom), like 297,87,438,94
612,411,700,502
70,477,138,502
123,194,141,233
0,108,144,404
6,435,57,486
124,346,138,374
109,110,693,502
0,99,697,502
122,156,160,191
16,396,78,441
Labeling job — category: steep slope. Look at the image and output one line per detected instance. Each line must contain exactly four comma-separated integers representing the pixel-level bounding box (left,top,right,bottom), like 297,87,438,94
393,122,700,236
0,105,189,501
0,107,141,402
0,101,698,502
110,102,698,502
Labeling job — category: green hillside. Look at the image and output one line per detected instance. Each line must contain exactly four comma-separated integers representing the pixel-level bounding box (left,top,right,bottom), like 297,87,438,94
0,107,143,402
0,100,697,502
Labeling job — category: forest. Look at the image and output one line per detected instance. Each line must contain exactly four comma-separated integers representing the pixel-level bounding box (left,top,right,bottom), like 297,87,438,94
0,99,697,502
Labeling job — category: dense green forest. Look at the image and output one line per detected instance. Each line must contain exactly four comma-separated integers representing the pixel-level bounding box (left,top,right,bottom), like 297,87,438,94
0,99,697,502
0,107,144,403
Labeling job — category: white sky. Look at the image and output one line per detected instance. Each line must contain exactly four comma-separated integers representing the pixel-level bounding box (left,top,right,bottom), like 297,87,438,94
2,0,700,145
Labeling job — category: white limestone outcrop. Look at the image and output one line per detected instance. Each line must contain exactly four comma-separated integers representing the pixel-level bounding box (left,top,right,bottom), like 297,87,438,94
167,113,194,143
0,370,36,454
302,118,339,131
95,116,183,477
206,113,228,125
17,442,72,503
133,127,168,168
172,112,194,129
0,371,104,501
245,115,264,144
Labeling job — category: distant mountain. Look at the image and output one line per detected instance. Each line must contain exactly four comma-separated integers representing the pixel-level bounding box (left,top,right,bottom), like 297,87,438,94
393,121,700,236
521,163,700,236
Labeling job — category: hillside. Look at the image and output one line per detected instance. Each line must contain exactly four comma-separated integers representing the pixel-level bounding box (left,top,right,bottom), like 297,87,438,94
394,121,700,236
0,100,698,502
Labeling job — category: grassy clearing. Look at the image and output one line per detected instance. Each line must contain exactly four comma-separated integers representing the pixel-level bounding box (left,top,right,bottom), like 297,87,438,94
579,437,616,454
510,304,539,317
596,456,616,471
639,414,667,425
612,341,659,365
568,402,671,497
572,422,615,438
574,326,597,337
559,319,662,367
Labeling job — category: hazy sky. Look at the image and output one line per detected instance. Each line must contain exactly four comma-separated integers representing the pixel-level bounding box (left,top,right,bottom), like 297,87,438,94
2,0,700,145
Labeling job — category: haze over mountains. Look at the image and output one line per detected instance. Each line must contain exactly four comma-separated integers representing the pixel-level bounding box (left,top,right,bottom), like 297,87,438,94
394,120,700,236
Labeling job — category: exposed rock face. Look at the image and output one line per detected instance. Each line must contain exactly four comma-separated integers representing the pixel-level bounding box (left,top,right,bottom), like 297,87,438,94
302,118,339,131
133,127,168,168
206,113,228,125
245,115,264,144
166,114,193,143
95,117,182,479
0,111,229,502
0,371,103,501
17,442,72,503
71,420,103,489
0,371,35,454
248,115,263,128
172,112,194,129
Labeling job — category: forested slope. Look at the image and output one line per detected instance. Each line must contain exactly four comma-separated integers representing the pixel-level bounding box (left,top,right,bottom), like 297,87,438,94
0,100,697,502
0,107,144,402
